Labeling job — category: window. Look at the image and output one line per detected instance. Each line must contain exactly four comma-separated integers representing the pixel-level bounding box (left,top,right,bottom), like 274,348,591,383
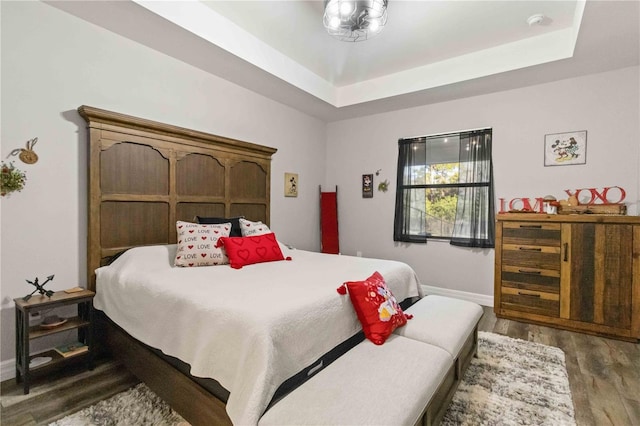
393,129,494,248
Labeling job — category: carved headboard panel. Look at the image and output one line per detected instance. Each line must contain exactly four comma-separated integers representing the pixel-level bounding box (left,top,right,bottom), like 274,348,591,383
79,106,277,291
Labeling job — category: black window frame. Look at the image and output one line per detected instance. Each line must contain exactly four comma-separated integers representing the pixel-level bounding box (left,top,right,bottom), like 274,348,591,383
393,128,495,247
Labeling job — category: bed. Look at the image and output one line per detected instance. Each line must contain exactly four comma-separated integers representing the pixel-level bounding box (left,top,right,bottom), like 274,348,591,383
79,106,423,425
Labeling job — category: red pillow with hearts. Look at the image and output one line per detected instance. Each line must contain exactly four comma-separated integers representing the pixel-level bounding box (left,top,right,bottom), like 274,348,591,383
337,271,412,345
216,233,290,269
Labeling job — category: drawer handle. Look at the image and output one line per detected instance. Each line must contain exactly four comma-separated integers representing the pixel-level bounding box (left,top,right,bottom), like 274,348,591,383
563,243,568,262
518,292,541,298
519,225,542,229
518,269,541,275
518,247,542,251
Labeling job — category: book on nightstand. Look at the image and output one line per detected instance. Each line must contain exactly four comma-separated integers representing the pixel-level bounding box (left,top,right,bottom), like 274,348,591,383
54,341,88,358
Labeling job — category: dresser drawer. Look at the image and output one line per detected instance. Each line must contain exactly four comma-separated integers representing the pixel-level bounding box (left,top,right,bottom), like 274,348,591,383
502,222,561,246
502,244,560,271
500,287,559,317
501,266,560,293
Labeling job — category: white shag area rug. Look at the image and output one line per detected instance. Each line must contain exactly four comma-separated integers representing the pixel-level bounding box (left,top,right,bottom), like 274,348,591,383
49,383,187,426
441,331,575,426
51,332,575,426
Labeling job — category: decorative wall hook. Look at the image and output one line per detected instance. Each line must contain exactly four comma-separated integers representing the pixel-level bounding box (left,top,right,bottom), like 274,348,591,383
8,137,38,164
375,169,382,176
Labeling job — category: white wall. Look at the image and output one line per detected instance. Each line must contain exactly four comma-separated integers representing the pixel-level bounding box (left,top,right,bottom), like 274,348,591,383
2,1,639,373
326,66,640,302
0,1,326,365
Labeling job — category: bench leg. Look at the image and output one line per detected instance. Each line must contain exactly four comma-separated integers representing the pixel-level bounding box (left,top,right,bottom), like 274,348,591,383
473,327,479,358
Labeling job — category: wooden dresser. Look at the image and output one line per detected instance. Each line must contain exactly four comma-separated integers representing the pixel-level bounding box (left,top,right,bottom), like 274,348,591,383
494,213,640,341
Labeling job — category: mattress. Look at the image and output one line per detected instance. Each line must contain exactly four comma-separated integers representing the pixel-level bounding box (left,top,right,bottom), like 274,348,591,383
94,243,423,425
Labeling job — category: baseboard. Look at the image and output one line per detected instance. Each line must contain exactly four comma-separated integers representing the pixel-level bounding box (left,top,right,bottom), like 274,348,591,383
421,285,494,307
1,358,16,382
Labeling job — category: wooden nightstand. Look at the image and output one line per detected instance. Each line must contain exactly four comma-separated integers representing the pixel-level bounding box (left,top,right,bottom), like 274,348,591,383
14,289,95,394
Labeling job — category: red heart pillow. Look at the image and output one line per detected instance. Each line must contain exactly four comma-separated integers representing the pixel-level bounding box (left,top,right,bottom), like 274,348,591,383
216,233,290,269
337,271,411,345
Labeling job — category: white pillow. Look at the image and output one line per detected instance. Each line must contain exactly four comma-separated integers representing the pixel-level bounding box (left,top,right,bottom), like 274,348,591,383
239,218,272,237
174,221,231,267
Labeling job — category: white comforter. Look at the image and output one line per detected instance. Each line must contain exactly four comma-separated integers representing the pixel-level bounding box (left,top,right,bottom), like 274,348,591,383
94,244,423,425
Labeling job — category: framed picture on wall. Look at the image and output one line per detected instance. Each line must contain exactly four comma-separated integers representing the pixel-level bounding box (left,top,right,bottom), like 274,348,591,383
362,174,373,198
544,130,587,166
285,172,298,197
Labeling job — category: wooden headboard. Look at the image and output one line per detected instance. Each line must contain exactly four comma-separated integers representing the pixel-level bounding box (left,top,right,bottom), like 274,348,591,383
79,106,277,291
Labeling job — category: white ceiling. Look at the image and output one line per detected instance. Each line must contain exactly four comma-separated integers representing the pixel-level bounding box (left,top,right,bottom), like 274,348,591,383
200,1,578,87
49,1,639,122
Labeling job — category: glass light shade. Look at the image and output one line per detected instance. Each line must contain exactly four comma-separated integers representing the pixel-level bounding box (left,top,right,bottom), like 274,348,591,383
339,2,353,15
323,0,388,42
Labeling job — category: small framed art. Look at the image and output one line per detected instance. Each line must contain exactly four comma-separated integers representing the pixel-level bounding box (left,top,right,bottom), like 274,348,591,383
285,172,298,197
544,130,587,166
362,174,373,198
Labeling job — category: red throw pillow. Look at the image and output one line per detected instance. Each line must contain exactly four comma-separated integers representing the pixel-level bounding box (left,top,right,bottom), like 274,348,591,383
337,271,412,345
216,233,290,269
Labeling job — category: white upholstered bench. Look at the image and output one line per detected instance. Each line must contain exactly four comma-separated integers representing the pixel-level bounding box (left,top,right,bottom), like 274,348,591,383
394,295,483,379
259,295,483,426
259,335,453,426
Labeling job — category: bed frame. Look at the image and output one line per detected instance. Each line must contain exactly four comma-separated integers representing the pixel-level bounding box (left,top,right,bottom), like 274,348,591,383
80,105,276,425
80,106,475,426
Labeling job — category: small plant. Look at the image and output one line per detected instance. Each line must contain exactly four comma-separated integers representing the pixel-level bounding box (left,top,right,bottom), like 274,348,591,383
377,179,390,192
1,161,27,196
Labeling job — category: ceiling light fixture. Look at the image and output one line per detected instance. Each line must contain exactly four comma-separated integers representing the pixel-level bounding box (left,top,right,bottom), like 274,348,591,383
323,0,388,42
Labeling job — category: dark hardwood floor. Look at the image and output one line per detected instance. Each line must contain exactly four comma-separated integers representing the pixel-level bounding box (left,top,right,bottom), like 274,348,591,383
478,307,640,426
0,357,139,425
2,306,638,425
